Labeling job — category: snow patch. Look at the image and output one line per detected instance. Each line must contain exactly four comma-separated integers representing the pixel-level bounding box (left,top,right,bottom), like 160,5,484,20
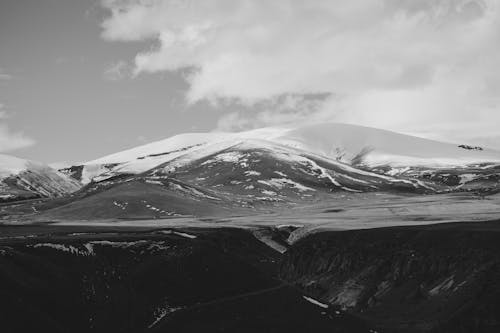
145,179,164,186
0,246,13,256
244,170,261,176
202,152,244,165
261,190,277,196
258,178,314,192
459,173,478,185
157,230,197,239
31,243,93,256
113,201,128,210
429,276,455,296
303,296,329,309
148,302,183,328
169,183,220,201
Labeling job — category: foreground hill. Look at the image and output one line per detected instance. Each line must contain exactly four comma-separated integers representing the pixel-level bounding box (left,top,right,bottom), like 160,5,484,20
0,226,372,333
0,154,81,203
281,221,500,332
1,222,500,332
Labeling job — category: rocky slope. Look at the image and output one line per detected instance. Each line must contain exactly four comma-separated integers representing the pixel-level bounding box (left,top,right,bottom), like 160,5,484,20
280,221,500,333
0,154,81,202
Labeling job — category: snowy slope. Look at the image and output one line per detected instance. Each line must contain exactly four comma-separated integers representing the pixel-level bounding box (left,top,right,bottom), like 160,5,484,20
273,123,500,167
0,154,81,201
73,123,500,186
87,127,288,165
75,128,286,183
89,123,500,167
0,154,30,178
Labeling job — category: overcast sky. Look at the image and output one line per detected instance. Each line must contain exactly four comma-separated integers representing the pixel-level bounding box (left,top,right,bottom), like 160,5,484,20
1,0,500,163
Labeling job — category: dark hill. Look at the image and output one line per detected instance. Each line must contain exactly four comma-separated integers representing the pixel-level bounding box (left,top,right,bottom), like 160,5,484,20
281,220,500,333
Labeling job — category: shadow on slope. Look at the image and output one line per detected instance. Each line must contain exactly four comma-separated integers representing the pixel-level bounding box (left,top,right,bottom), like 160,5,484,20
0,227,370,333
281,221,500,333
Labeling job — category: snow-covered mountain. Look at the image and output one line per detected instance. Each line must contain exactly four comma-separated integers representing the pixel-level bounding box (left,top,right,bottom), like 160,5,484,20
64,122,500,184
43,123,500,220
0,154,81,202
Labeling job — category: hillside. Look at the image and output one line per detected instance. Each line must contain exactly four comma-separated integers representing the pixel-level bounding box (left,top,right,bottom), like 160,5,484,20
0,226,372,333
25,123,493,220
0,154,81,203
2,222,500,332
281,221,500,332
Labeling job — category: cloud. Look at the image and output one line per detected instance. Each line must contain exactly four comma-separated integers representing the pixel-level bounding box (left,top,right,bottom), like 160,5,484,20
49,161,75,170
100,0,500,147
216,93,329,131
103,60,131,81
0,104,35,153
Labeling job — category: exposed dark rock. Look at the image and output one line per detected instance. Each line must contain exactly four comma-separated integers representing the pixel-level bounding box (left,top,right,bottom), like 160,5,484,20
280,221,500,332
0,227,371,333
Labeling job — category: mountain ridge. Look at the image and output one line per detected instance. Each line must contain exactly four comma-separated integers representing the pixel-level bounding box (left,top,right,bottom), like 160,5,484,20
2,123,500,220
0,153,81,202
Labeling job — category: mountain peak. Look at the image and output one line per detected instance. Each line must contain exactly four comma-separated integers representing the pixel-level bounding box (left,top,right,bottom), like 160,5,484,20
85,122,500,169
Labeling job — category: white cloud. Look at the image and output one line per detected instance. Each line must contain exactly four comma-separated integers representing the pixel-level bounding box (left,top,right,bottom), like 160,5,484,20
216,93,328,131
49,161,75,170
100,0,500,147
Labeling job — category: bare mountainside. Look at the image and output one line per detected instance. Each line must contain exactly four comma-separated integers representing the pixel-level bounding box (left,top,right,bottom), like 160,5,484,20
0,123,496,221
0,154,81,203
